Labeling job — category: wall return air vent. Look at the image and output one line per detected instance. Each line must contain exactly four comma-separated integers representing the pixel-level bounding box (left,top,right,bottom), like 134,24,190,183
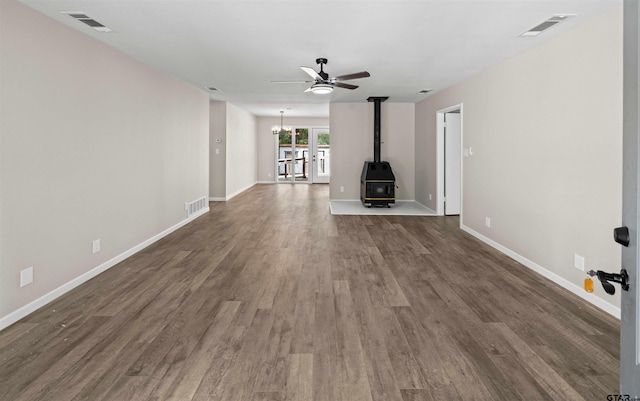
519,14,575,37
185,197,208,218
61,11,112,32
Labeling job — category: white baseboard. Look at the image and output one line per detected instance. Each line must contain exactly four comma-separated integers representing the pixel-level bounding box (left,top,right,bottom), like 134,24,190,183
460,224,621,319
257,181,276,184
0,207,210,332
209,182,257,202
226,182,256,200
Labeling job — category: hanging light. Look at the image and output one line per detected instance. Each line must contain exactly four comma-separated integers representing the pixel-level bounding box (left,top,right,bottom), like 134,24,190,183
272,110,292,135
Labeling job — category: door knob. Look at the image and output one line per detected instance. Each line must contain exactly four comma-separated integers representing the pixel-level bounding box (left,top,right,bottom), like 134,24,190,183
586,269,629,295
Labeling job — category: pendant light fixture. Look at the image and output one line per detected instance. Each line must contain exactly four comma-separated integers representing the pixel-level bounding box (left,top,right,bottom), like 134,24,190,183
272,110,292,135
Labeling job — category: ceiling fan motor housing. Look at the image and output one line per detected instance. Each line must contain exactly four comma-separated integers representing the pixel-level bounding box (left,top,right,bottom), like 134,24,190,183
316,58,329,81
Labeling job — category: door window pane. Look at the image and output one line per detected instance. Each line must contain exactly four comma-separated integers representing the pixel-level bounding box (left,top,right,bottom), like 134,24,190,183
294,129,309,182
277,129,293,182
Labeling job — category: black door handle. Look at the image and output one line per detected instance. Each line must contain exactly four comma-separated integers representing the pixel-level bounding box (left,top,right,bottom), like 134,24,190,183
587,269,629,295
614,226,630,247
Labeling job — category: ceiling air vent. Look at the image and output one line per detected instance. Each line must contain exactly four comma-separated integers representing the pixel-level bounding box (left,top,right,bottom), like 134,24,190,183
519,14,575,37
67,13,90,19
61,11,112,32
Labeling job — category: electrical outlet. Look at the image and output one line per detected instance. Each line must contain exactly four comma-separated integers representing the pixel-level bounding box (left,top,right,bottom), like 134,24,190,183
93,239,101,254
340,186,345,193
574,254,585,271
268,173,272,178
20,267,33,287
485,217,491,228
429,194,432,201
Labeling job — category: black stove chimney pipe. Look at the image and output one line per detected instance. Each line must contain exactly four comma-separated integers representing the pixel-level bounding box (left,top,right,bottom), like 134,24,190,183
367,97,388,163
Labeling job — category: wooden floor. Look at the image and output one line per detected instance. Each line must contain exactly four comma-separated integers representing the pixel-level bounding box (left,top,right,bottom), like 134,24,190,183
0,184,620,401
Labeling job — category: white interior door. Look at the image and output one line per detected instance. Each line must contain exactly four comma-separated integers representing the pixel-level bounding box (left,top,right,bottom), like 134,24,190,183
444,113,461,215
311,128,330,184
621,0,640,395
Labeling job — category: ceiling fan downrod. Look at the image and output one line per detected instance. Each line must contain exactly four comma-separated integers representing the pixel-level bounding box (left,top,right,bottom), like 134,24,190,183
316,58,328,80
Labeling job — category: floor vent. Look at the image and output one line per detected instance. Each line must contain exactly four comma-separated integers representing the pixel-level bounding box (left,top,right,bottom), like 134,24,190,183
185,197,208,218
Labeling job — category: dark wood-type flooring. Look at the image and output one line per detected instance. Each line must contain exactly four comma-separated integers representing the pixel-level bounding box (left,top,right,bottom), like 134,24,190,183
0,184,620,400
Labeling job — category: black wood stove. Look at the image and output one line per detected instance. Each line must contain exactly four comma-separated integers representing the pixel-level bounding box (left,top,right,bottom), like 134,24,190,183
360,97,396,208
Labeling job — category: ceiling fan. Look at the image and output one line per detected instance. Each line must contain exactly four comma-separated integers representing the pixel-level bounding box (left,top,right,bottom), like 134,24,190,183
272,58,370,94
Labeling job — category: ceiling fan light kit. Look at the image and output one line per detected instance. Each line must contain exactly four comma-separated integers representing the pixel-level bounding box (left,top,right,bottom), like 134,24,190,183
310,84,334,94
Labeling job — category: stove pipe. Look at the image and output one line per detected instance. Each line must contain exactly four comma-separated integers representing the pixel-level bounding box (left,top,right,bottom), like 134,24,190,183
367,96,388,162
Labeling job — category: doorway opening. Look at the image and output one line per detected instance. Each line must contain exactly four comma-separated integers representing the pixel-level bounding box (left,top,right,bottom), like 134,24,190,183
436,104,463,218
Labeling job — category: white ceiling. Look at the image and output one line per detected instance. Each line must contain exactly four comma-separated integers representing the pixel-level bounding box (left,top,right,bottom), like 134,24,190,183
19,0,621,117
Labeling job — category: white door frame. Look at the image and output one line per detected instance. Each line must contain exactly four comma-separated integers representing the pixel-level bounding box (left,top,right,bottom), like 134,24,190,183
436,103,463,218
621,0,640,394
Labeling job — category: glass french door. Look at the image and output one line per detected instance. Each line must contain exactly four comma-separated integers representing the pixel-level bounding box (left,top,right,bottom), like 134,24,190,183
277,128,308,183
276,127,329,183
312,128,330,183
292,128,309,183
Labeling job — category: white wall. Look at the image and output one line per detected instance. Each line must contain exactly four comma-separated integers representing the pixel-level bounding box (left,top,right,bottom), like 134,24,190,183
0,0,209,326
210,101,227,199
330,102,415,200
415,7,623,311
209,101,258,200
225,103,258,198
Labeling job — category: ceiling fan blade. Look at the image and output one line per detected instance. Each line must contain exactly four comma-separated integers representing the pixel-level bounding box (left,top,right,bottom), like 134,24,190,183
271,80,313,84
301,66,322,80
333,82,359,90
334,71,370,81
304,87,313,92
